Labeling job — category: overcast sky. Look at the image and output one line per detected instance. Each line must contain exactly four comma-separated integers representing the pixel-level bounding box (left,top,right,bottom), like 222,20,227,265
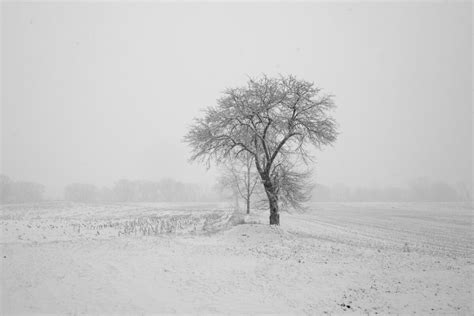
1,2,472,197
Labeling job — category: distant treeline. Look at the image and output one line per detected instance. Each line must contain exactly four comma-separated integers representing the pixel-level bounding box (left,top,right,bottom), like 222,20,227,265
312,179,472,202
64,179,218,203
1,174,471,204
0,175,45,203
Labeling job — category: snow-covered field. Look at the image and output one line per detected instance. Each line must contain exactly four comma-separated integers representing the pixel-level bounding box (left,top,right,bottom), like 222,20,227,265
1,202,472,314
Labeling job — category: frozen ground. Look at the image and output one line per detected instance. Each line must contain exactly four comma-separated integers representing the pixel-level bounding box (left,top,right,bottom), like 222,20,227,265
1,201,472,314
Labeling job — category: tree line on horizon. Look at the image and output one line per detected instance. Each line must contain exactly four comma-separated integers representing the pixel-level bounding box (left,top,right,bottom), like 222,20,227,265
63,178,218,203
0,173,469,204
0,175,218,203
0,175,45,203
311,180,472,203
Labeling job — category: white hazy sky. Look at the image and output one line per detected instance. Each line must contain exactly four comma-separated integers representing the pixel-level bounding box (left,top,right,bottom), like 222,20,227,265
1,2,472,197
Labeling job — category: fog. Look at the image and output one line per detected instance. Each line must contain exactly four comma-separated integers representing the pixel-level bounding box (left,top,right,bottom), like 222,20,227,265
1,2,472,200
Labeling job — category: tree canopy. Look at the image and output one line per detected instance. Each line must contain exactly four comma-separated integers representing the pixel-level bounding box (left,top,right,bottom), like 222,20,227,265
185,75,338,224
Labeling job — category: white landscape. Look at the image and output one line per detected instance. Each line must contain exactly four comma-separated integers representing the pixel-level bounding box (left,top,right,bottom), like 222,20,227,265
2,2,472,315
1,202,472,314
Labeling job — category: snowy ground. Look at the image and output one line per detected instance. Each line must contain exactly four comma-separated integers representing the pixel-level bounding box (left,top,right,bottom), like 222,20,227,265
1,202,472,314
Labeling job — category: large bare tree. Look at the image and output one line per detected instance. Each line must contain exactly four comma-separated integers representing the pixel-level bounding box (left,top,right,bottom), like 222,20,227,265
185,75,337,225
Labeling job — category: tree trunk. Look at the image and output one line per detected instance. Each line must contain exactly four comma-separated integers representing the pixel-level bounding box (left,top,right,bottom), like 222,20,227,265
246,160,251,214
268,196,280,225
261,174,280,225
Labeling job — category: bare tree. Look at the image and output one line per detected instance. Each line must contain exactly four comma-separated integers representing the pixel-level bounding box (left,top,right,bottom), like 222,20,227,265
272,160,314,211
185,75,338,225
217,152,260,214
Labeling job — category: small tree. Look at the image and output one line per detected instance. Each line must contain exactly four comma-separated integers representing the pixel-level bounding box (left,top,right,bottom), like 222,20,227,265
185,75,337,225
217,152,261,214
273,160,314,211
